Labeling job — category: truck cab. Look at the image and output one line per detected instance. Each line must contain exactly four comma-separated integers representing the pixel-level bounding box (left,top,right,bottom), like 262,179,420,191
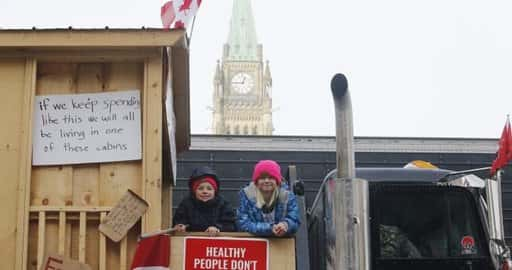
307,167,510,270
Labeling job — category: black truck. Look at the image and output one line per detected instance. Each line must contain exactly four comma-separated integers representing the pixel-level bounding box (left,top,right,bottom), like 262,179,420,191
291,74,511,270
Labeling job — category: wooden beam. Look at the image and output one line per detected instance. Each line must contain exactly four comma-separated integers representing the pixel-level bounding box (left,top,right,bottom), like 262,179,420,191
16,58,36,270
58,212,66,255
78,212,87,263
37,212,46,270
99,212,107,270
171,46,190,153
0,48,162,62
29,206,112,212
120,237,128,270
141,54,163,233
0,29,186,48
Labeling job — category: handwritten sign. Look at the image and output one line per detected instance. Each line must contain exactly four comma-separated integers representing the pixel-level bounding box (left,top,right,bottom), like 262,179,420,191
40,254,92,270
184,237,268,270
32,90,141,165
99,189,148,242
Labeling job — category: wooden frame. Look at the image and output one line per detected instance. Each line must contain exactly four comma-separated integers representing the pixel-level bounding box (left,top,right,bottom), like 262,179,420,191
0,28,190,270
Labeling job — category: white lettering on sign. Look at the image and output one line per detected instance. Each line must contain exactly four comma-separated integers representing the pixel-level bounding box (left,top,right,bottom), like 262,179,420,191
32,90,141,165
205,247,247,258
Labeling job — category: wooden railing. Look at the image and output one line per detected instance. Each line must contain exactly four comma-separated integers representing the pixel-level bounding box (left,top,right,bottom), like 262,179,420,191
29,209,296,270
29,206,137,270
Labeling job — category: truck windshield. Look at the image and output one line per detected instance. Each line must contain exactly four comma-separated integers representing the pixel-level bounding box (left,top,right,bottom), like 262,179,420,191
371,186,488,259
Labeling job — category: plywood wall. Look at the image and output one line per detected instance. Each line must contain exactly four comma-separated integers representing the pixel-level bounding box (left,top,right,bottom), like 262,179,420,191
27,61,149,270
0,58,35,270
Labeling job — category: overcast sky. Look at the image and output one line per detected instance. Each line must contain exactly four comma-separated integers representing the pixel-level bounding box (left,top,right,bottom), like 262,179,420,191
3,0,512,138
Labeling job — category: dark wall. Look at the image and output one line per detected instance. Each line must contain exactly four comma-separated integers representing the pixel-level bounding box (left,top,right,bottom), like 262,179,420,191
176,150,512,244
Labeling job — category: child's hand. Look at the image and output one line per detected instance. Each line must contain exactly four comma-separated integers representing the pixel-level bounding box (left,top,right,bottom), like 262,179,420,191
173,224,187,232
205,226,220,237
272,222,288,237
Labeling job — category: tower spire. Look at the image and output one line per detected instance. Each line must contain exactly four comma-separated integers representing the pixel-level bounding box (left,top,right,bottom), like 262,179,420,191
225,0,259,61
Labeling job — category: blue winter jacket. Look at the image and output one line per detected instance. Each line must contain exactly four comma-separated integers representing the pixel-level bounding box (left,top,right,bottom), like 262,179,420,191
237,183,300,236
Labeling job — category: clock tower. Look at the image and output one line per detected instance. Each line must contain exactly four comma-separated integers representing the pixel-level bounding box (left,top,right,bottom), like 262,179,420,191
212,0,273,135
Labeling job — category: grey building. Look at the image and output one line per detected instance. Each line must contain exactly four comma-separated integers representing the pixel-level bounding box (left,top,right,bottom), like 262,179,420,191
175,135,512,245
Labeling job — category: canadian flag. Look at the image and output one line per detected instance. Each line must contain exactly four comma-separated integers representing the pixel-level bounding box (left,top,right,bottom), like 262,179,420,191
161,0,202,29
491,116,512,177
130,234,170,270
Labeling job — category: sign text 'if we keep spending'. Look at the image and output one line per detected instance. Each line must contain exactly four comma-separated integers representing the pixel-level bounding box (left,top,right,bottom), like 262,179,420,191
32,90,141,165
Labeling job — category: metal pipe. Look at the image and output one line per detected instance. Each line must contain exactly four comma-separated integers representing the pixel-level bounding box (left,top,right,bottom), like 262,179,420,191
331,73,355,180
329,73,356,270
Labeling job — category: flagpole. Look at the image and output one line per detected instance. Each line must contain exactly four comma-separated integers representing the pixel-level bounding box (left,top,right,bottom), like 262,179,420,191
138,227,177,240
188,15,197,46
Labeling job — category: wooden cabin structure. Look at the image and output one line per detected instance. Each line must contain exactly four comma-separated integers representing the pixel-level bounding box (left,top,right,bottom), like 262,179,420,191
0,28,191,270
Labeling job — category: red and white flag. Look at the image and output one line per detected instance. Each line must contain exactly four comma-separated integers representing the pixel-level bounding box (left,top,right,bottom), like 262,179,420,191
161,0,202,29
491,116,512,176
130,234,170,270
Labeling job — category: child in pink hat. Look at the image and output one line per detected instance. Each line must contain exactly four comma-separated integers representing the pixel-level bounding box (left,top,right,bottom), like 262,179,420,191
237,160,300,236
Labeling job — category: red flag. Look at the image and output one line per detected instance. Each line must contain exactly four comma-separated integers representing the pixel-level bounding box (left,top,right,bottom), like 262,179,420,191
130,234,170,270
161,0,202,29
491,117,512,176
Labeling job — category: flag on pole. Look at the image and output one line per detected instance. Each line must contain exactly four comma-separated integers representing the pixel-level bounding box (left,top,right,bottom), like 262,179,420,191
491,116,512,176
130,234,170,270
161,0,202,29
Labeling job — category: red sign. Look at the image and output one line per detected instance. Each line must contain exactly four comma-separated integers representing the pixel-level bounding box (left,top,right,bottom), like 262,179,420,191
184,237,269,270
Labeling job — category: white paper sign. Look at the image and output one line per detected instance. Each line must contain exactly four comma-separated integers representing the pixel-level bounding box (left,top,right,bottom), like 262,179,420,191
32,90,142,165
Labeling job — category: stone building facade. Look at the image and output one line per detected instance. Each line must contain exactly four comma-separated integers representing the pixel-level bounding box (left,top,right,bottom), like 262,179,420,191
212,0,273,135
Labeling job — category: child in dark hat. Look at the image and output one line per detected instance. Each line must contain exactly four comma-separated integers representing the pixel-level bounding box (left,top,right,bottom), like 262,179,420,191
172,166,236,236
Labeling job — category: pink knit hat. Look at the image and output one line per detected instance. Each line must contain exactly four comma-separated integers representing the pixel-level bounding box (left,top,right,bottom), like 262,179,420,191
252,160,282,185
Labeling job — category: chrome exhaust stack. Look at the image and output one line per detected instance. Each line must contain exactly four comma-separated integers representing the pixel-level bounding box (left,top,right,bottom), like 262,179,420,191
327,74,369,270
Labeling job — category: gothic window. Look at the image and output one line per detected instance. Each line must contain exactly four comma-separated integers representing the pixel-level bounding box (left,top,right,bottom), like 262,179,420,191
253,126,258,135
226,125,230,135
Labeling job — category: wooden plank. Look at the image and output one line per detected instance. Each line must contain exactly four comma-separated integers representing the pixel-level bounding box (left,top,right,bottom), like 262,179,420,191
102,61,146,268
72,63,103,209
120,237,128,270
162,184,171,229
100,63,143,206
86,214,100,270
141,55,163,233
0,29,186,48
65,222,72,258
30,206,112,212
0,48,161,62
31,63,74,208
58,212,66,255
106,240,121,270
79,212,86,262
17,58,37,270
171,47,190,153
31,167,73,206
0,58,30,270
99,212,107,270
37,212,46,270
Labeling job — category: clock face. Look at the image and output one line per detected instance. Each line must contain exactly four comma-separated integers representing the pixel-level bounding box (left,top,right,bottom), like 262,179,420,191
231,72,254,94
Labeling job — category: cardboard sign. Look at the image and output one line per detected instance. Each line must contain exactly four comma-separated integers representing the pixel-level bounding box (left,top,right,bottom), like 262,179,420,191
184,237,268,270
32,90,141,165
99,189,148,242
40,254,91,270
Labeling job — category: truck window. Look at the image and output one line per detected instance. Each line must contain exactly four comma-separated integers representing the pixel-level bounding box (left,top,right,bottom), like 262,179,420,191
371,186,488,259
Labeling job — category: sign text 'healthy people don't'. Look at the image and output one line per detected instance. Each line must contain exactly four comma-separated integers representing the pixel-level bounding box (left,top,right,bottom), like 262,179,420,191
184,237,268,270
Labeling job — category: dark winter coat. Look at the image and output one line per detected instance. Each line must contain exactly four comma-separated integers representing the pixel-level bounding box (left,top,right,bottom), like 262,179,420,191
172,194,236,232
